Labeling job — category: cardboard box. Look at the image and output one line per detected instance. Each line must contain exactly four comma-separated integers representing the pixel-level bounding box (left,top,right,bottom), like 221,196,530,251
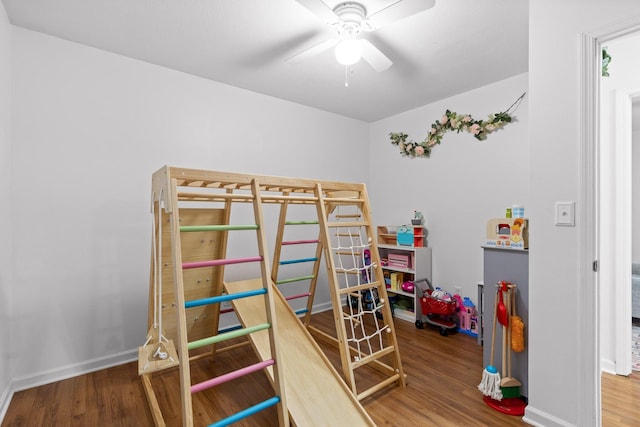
486,218,528,250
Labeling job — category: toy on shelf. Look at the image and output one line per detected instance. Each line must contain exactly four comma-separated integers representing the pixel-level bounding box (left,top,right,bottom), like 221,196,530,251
486,218,528,250
377,224,425,247
412,210,424,225
401,280,415,293
397,225,425,247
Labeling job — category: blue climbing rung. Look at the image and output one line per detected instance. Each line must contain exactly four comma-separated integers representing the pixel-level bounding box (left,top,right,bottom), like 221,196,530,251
209,396,281,427
279,257,318,265
185,288,267,309
217,325,243,334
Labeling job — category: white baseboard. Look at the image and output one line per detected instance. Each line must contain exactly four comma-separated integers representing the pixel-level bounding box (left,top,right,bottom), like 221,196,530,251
600,358,616,375
10,348,138,393
0,300,337,424
522,405,576,427
0,382,14,425
10,300,336,394
0,349,136,424
312,300,334,313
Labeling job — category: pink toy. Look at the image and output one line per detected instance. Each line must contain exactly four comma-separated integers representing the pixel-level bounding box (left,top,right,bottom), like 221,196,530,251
460,297,476,331
453,294,464,312
402,281,415,293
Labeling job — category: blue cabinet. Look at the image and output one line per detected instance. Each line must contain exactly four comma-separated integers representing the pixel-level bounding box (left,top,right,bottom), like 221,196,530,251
482,247,529,399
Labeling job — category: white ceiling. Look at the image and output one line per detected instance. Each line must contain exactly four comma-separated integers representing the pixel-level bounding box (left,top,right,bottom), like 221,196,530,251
2,0,529,122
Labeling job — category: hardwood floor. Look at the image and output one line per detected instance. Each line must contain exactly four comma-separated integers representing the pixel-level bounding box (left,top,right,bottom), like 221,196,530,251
601,371,640,426
2,309,638,426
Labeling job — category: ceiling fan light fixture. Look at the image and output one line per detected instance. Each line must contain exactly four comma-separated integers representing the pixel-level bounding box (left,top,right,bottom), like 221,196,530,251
335,38,363,65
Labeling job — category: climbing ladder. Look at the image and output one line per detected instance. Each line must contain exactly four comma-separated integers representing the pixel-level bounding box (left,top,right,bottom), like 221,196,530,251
270,192,323,327
139,166,288,427
312,184,406,400
138,166,405,425
269,182,406,401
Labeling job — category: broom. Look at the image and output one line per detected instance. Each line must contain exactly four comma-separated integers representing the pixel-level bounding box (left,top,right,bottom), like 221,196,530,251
478,288,502,400
500,285,521,398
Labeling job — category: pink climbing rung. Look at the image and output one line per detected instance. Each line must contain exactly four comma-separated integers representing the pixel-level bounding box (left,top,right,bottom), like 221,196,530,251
281,239,320,245
191,359,275,394
285,292,311,301
182,256,262,270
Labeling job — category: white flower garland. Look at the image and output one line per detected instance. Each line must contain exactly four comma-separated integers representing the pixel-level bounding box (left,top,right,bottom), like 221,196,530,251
390,92,526,159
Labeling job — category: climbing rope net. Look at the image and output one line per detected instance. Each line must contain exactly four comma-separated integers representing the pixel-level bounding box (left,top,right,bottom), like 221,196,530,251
330,205,390,360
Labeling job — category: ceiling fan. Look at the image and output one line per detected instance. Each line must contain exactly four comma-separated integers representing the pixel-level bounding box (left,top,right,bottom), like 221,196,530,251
288,0,436,72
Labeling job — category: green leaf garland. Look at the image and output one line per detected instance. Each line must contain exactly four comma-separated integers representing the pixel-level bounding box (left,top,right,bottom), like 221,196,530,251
389,92,525,159
602,47,611,77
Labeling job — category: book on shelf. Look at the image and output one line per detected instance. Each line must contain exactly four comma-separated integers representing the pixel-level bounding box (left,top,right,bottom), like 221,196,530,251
390,272,404,291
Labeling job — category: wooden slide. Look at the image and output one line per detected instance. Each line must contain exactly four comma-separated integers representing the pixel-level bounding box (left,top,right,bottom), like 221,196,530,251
225,278,375,426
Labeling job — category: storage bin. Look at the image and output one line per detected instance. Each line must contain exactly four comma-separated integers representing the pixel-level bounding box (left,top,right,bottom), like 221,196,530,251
397,226,414,246
388,253,410,268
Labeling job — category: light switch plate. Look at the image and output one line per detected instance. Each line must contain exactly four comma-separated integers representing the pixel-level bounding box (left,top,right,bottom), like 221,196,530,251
555,201,575,226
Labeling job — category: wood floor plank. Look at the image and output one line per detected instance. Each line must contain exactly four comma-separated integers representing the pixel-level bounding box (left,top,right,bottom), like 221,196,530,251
2,309,638,426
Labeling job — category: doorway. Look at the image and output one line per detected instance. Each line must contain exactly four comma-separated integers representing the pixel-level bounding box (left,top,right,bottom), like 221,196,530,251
634,99,640,372
599,35,640,377
580,19,640,426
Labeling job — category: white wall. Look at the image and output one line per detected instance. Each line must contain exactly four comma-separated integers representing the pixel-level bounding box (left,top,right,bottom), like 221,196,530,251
8,2,640,426
369,73,529,300
0,0,12,416
9,27,369,386
528,1,640,426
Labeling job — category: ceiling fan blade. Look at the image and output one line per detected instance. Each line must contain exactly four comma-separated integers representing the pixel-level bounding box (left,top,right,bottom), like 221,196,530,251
295,0,340,24
286,38,338,64
361,39,392,72
365,0,436,30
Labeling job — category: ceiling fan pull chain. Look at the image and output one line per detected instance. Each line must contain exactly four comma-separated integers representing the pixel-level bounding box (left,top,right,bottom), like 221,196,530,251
345,65,349,87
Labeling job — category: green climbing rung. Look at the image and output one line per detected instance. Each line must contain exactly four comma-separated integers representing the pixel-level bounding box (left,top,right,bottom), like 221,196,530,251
188,323,270,350
276,275,315,285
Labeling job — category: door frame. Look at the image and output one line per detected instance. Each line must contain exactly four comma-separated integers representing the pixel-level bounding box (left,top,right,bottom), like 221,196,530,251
611,89,635,376
581,17,640,425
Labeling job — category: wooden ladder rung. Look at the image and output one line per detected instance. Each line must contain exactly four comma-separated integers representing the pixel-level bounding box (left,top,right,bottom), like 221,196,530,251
323,197,365,203
327,221,368,228
338,281,384,295
351,346,395,369
356,374,402,401
334,250,361,256
334,268,359,275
